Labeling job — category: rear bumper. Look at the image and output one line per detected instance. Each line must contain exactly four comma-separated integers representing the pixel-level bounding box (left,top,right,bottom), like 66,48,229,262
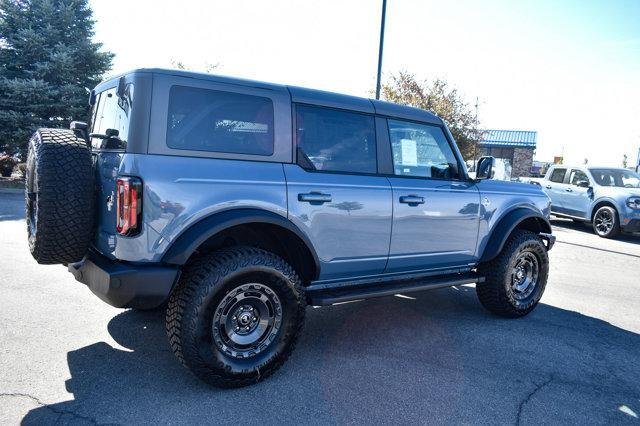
68,251,179,309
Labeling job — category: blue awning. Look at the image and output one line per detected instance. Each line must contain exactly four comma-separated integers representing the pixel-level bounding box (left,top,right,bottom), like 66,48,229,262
480,130,537,148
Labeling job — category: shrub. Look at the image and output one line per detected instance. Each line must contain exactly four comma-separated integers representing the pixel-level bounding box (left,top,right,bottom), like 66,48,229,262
0,155,17,177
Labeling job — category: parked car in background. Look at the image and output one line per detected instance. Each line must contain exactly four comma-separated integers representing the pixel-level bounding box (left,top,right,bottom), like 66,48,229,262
522,165,640,238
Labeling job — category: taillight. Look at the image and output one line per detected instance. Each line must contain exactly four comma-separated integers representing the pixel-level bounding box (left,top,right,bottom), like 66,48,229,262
116,177,142,236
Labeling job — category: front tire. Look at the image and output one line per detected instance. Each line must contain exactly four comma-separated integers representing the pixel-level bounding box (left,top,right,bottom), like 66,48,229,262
592,206,620,238
166,247,305,388
476,230,549,318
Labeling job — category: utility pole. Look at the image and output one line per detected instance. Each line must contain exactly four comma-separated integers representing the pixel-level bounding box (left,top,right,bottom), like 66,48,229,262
375,0,387,100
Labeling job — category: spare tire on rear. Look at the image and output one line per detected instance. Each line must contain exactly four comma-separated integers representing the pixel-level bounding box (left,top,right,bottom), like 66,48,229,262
26,128,95,264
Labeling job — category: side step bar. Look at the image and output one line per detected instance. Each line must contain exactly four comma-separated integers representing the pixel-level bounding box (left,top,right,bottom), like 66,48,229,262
307,272,484,306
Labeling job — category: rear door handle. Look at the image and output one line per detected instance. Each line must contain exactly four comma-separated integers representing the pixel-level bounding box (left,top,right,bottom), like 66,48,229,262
298,192,332,204
545,185,552,189
565,187,573,192
399,195,425,205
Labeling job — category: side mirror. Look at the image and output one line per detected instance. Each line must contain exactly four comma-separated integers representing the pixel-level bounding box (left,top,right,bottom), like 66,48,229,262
576,180,590,188
70,121,89,143
116,76,127,98
476,156,495,180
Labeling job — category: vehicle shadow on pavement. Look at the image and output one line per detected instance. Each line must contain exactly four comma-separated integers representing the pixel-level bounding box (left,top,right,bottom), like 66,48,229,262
21,287,640,425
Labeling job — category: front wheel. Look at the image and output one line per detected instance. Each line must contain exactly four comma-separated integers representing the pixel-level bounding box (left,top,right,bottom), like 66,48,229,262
592,206,620,238
166,247,305,388
476,230,549,318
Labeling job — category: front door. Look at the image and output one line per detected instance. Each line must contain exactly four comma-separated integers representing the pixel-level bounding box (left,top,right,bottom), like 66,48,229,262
383,119,480,273
562,168,592,218
285,105,392,281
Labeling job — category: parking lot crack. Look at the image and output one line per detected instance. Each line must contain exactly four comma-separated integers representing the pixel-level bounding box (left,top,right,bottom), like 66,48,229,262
0,392,116,425
515,376,554,426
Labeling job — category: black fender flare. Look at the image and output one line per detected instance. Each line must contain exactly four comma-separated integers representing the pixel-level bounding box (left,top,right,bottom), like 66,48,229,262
479,208,552,263
161,208,320,276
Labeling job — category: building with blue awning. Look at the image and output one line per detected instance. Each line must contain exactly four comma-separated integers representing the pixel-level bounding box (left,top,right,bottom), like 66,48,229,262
480,130,537,178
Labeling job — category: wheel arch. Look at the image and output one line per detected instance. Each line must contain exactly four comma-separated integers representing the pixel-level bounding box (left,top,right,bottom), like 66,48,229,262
479,208,552,263
161,208,320,283
589,199,619,221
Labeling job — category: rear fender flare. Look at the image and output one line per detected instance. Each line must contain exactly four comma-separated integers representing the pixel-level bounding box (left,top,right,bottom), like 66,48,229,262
161,208,320,278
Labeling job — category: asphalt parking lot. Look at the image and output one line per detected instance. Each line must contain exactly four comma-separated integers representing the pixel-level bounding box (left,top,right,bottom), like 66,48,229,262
1,190,639,425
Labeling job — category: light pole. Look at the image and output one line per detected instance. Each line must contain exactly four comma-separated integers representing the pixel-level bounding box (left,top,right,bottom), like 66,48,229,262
375,0,387,100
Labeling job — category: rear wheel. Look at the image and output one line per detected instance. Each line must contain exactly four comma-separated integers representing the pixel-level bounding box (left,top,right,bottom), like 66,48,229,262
476,230,549,318
26,129,94,264
592,206,620,238
166,247,305,388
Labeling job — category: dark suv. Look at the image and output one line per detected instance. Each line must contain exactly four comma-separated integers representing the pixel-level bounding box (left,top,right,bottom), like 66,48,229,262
25,68,555,388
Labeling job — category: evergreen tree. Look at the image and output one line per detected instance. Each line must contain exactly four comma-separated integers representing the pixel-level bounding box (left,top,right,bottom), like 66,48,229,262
0,0,113,156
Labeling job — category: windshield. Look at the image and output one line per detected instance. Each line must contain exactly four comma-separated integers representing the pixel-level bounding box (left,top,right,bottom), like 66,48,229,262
589,168,640,188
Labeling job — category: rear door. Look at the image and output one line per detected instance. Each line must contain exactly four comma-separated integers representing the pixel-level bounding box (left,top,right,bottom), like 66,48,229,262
383,119,481,273
285,104,392,281
544,167,568,212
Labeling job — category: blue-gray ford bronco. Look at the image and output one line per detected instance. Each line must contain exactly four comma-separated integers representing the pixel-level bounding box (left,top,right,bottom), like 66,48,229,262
25,69,555,388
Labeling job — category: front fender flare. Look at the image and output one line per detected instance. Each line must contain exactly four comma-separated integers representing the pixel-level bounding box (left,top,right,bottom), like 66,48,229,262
479,208,552,263
161,208,320,276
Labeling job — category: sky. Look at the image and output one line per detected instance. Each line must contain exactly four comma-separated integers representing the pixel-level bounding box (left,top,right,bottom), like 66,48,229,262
89,0,640,167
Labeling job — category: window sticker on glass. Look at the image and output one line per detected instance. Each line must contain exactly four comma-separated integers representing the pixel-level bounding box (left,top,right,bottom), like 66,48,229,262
400,139,418,166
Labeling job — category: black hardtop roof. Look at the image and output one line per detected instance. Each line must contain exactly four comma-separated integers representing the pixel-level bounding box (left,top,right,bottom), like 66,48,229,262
98,68,443,125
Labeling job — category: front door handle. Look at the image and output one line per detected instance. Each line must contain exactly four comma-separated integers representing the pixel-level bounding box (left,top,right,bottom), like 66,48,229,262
399,195,425,206
298,192,332,204
565,187,573,192
545,185,552,189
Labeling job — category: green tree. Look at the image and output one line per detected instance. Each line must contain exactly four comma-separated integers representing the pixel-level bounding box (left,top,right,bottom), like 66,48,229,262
381,71,480,159
0,0,113,156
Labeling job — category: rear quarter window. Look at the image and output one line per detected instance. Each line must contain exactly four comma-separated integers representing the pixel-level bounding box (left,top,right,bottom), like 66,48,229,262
166,85,274,156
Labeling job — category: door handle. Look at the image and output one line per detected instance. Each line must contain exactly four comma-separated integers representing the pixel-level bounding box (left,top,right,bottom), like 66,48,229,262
545,185,552,189
399,195,425,205
298,192,332,204
565,188,573,192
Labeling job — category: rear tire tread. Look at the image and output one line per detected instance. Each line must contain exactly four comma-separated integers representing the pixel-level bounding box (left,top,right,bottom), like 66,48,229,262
165,246,305,388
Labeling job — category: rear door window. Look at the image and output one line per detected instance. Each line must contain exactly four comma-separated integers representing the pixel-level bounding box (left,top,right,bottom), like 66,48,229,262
167,86,274,156
549,168,566,183
295,105,376,174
